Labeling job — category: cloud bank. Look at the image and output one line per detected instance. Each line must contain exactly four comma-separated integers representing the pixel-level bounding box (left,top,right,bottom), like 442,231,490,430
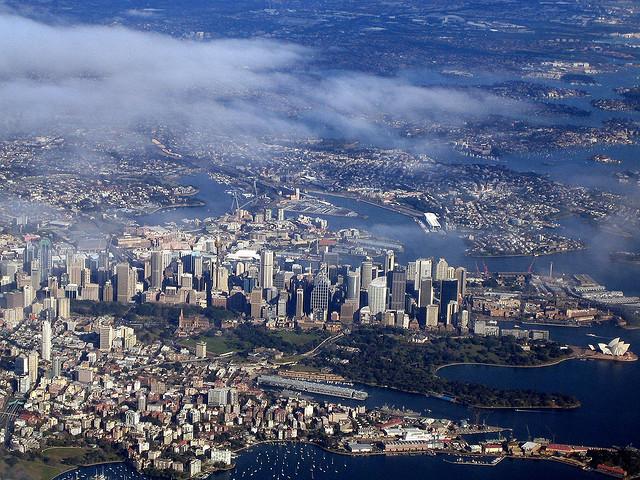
0,13,523,149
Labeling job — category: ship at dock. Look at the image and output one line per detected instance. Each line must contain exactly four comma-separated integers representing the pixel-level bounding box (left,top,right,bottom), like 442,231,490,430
257,375,368,400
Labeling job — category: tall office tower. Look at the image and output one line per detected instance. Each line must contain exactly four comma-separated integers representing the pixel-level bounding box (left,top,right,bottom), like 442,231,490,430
446,301,459,325
277,291,288,317
23,284,34,307
102,280,114,302
360,257,373,290
415,258,433,284
277,208,285,221
389,267,407,311
435,258,449,281
454,267,467,299
447,266,456,279
176,258,184,286
81,268,91,288
418,277,433,308
137,393,147,413
116,263,134,304
323,251,339,268
460,309,470,329
38,237,53,284
193,255,203,278
150,250,165,289
57,297,70,319
99,323,114,351
426,304,439,328
15,355,29,377
259,249,274,289
23,240,36,272
346,269,360,301
250,288,263,319
264,208,272,221
295,288,305,318
367,276,388,318
439,279,459,323
406,262,417,287
30,259,41,290
66,254,84,286
216,265,229,293
52,356,63,377
41,320,52,361
28,351,39,384
384,250,395,274
310,272,330,322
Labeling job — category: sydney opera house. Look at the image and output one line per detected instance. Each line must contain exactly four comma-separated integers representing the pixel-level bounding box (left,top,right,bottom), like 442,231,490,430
595,338,631,357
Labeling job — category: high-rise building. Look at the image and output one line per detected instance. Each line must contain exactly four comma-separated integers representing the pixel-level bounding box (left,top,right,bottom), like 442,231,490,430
415,258,433,284
57,297,70,319
23,241,36,273
384,250,395,274
150,250,165,289
38,237,53,284
99,323,114,351
30,259,41,290
454,267,467,299
52,356,63,377
439,279,458,323
425,304,439,328
346,269,360,301
389,267,407,311
435,258,449,281
259,250,274,289
446,300,459,325
102,280,114,302
250,288,263,319
15,355,28,377
41,320,52,361
360,257,373,290
418,277,433,308
367,276,388,318
310,272,330,322
116,263,134,304
66,254,84,287
28,351,39,385
295,288,305,318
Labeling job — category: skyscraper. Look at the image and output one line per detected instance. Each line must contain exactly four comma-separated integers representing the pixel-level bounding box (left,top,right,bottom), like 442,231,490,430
41,320,52,361
28,351,39,385
454,267,467,299
435,258,449,281
99,323,114,351
384,250,395,274
389,267,407,311
23,240,35,273
439,279,458,323
415,258,433,284
360,257,373,290
310,272,330,322
259,249,274,289
38,237,53,284
346,269,360,301
150,250,165,289
295,288,305,318
116,262,134,304
418,277,433,308
367,276,388,318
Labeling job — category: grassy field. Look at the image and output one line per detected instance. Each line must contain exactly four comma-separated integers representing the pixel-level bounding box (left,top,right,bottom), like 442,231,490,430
0,446,120,480
181,326,329,357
